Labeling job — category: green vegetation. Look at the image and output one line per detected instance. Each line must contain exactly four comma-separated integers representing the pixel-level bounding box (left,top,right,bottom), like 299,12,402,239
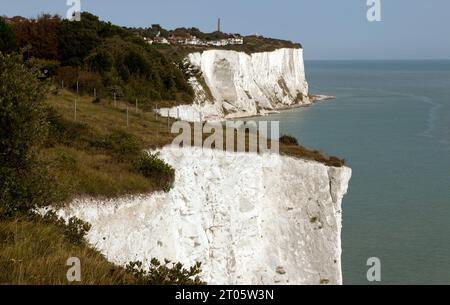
41,88,177,200
0,17,17,53
0,215,205,284
0,54,200,284
155,37,300,64
37,211,92,246
279,135,299,146
6,13,193,107
279,135,346,167
132,25,300,62
134,152,175,192
126,259,205,285
0,217,135,284
0,53,54,218
0,13,344,285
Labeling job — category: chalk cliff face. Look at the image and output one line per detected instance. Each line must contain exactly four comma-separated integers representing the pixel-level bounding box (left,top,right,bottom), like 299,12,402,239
158,48,310,121
58,147,351,285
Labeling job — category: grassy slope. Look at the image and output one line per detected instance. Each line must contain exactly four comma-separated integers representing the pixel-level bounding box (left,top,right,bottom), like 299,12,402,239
1,88,343,284
0,91,174,285
43,88,343,201
42,88,177,200
0,218,137,284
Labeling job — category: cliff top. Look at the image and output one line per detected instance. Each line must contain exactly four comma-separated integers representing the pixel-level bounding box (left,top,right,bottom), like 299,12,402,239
129,25,301,61
156,36,301,62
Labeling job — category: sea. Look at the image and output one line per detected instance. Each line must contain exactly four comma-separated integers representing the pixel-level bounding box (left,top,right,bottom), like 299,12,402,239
248,60,450,284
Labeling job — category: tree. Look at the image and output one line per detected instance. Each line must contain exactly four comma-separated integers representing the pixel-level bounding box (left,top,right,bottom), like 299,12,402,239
0,53,51,218
57,13,101,66
0,17,17,53
85,49,114,73
9,14,60,60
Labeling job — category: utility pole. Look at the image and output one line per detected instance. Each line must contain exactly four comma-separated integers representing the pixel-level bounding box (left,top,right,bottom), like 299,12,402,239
218,18,221,32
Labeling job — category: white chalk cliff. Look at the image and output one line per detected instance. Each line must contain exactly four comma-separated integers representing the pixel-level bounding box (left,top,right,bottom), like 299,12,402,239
158,48,310,121
58,147,351,285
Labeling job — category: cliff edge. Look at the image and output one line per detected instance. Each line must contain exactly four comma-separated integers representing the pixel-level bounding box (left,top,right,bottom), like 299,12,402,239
158,48,310,121
57,147,351,285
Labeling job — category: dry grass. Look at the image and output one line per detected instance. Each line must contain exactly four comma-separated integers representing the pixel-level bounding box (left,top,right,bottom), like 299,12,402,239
0,89,343,285
41,89,178,201
45,89,344,199
46,89,175,149
279,144,345,167
0,218,137,284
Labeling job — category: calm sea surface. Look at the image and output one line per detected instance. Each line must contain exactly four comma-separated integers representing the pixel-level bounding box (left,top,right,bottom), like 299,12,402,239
249,60,450,284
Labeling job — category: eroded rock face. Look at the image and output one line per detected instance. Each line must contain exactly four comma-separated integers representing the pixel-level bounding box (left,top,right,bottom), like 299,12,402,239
58,147,351,285
158,48,310,121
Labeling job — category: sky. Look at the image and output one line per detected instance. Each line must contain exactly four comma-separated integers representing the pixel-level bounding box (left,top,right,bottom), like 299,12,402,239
1,0,449,60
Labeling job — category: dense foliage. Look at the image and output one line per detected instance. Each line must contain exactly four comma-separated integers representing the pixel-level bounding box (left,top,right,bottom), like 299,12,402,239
0,54,53,218
279,135,299,146
0,53,199,284
34,211,92,246
11,14,60,60
6,13,193,105
0,17,17,53
126,259,205,285
0,53,178,217
134,152,175,192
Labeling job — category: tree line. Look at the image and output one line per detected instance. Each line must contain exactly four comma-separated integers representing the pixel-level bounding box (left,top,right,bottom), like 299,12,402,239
0,13,193,105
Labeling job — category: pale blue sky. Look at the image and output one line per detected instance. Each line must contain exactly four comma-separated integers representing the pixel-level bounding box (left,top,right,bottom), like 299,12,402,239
1,0,449,60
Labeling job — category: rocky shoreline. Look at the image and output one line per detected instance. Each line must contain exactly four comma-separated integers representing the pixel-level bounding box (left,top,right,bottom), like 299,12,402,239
221,94,336,121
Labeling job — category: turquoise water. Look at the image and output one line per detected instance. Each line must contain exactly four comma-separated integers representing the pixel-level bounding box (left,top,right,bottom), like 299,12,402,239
251,60,450,284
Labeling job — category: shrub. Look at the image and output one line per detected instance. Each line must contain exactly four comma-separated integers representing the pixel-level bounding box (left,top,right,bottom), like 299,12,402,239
0,53,53,218
0,17,17,53
64,217,92,245
90,130,141,159
0,165,55,218
85,49,113,73
126,259,205,285
279,135,299,146
35,211,91,245
133,152,175,191
328,156,346,167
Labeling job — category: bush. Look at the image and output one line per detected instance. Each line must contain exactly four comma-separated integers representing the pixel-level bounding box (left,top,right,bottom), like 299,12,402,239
0,53,53,218
0,17,17,53
35,211,91,245
279,135,299,146
90,130,141,159
0,166,55,218
126,259,205,285
85,49,113,73
134,152,175,191
277,134,346,167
